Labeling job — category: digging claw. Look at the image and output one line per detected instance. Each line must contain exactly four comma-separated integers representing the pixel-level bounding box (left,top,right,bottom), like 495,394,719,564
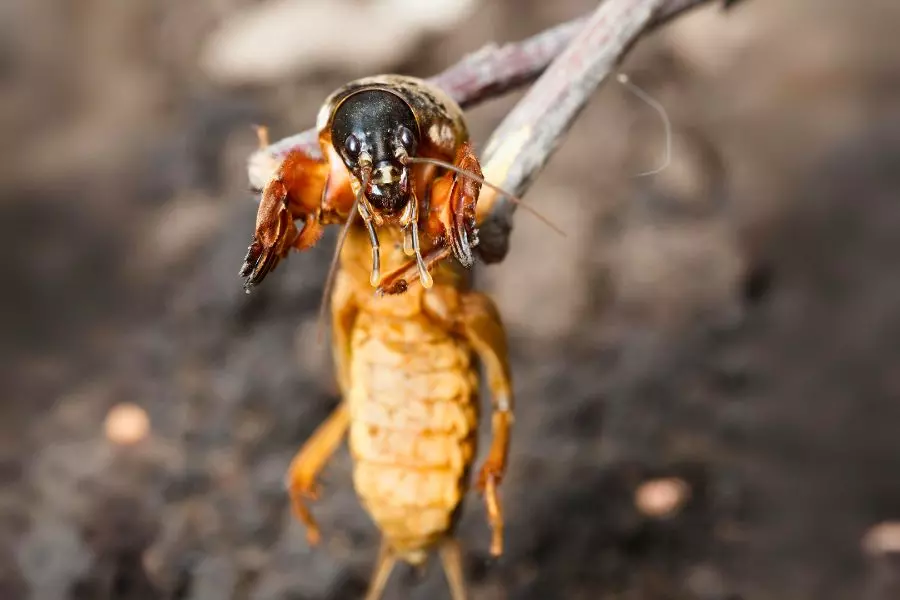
240,238,283,291
239,242,259,278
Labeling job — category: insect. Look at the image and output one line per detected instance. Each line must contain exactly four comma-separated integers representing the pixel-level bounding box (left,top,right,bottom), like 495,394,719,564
241,75,495,295
240,75,514,600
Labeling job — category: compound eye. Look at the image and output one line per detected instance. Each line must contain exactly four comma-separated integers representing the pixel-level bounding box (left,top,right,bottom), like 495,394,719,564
398,125,415,150
344,134,361,157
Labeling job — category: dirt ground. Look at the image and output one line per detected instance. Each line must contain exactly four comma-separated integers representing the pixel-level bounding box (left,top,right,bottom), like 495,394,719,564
3,1,900,599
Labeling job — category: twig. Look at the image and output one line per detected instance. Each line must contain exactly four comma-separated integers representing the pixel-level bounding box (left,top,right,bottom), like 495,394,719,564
475,0,706,262
246,0,729,191
432,0,714,110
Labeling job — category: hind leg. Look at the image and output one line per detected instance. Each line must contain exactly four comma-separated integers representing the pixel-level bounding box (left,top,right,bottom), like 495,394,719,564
286,266,357,543
285,403,350,545
424,288,513,557
459,292,513,557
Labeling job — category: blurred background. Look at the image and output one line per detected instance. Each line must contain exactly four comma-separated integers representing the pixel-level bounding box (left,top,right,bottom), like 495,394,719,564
3,0,900,598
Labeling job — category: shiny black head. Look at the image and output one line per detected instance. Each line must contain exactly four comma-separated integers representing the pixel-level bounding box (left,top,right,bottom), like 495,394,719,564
331,88,419,215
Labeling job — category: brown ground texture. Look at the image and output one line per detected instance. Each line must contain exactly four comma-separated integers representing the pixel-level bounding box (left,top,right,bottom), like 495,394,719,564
3,0,900,599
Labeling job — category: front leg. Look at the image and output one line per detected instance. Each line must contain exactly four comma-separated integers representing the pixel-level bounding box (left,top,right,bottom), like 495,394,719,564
426,141,483,269
241,131,357,289
376,142,482,294
241,146,329,289
424,287,513,557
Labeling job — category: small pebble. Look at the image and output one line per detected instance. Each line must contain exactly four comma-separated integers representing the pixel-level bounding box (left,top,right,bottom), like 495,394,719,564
104,403,150,445
635,476,691,518
862,521,900,555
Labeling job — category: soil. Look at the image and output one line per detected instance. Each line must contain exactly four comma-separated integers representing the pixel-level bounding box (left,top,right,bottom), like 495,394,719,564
3,1,900,599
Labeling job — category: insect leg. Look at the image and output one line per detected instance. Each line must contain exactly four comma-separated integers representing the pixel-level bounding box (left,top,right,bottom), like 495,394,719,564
285,403,350,545
459,292,513,557
438,538,469,600
423,288,513,557
364,539,398,600
241,149,330,289
420,142,482,268
372,143,483,295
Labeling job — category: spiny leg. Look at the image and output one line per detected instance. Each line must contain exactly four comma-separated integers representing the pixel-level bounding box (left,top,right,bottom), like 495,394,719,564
364,540,398,600
285,403,350,545
439,538,469,600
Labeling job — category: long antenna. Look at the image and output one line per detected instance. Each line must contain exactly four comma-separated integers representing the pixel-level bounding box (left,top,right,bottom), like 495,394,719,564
617,73,672,177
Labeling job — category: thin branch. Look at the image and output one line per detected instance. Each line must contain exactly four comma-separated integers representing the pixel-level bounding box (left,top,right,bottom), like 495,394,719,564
476,0,694,262
246,0,729,191
432,0,716,111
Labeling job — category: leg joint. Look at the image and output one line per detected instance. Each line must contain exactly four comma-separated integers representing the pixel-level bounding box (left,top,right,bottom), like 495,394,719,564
496,394,513,414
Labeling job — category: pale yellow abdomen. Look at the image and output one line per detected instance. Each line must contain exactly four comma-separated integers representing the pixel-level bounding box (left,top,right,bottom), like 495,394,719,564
347,311,479,563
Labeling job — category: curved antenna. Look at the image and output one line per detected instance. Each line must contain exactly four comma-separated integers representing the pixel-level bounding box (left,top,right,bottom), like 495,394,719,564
617,73,672,177
315,176,367,344
405,156,566,236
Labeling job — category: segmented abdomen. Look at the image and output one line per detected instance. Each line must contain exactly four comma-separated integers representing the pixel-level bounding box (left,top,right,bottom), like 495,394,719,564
347,311,479,563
